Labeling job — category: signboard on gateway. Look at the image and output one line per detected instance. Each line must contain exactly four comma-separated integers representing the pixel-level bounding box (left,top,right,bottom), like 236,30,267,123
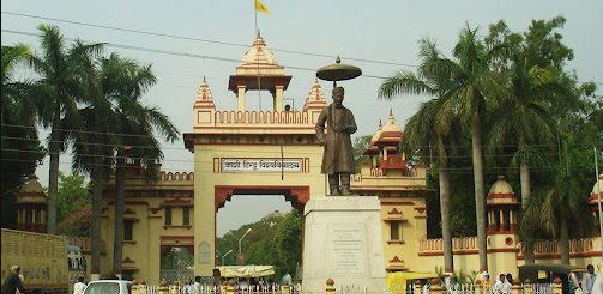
221,158,303,172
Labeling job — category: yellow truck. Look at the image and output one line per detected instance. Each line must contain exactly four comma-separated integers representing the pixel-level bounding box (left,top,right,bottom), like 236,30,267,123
1,228,74,293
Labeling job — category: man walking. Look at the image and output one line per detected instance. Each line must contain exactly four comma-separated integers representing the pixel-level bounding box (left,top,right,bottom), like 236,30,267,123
2,266,25,294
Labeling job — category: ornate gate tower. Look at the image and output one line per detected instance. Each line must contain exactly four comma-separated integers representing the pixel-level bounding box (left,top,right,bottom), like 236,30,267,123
183,33,328,276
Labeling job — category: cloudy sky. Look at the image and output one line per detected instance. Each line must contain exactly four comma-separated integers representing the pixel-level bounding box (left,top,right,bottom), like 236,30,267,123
2,0,601,236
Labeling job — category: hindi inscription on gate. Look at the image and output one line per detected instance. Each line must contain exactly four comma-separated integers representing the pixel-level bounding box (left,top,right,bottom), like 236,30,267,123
221,158,303,172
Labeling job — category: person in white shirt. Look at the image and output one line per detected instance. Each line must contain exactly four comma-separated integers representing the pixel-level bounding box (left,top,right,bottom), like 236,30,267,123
585,265,598,294
492,274,506,294
73,276,86,294
503,274,513,294
192,276,201,294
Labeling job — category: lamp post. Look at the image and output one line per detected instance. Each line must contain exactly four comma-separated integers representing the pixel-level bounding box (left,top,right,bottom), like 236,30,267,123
217,249,234,266
227,228,252,265
595,147,602,258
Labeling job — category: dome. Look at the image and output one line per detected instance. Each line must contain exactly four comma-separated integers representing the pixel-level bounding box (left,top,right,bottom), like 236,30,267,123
486,175,518,205
20,174,44,193
17,174,47,204
381,109,401,133
235,33,284,75
371,120,383,143
488,175,514,195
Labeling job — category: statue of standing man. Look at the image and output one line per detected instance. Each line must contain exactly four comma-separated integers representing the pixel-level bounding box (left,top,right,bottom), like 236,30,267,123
315,86,357,196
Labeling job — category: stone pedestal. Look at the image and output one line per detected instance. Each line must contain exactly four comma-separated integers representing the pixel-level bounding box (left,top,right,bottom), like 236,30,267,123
302,196,386,294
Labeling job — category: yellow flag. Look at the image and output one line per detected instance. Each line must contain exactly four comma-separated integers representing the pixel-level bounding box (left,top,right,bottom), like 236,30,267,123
254,0,270,14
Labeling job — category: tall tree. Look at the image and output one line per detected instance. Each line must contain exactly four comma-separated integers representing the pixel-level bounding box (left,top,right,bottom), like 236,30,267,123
379,39,462,275
447,25,498,272
27,24,103,234
1,44,45,228
98,53,179,277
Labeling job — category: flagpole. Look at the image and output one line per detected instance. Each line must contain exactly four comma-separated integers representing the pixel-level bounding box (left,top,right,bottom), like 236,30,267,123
254,0,258,36
254,0,262,110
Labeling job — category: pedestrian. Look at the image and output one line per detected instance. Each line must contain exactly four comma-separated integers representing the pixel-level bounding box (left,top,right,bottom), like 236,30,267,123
492,274,506,294
481,272,491,294
585,265,598,294
73,276,86,294
192,276,201,294
2,266,25,294
504,274,512,294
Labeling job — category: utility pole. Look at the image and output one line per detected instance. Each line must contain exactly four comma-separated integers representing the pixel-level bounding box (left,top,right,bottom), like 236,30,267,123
595,146,602,258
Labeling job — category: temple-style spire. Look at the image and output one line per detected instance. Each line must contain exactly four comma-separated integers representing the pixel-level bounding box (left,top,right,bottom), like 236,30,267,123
303,79,327,112
193,79,216,110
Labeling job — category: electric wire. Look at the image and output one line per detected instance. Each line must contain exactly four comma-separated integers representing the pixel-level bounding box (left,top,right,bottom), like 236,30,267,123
0,11,418,68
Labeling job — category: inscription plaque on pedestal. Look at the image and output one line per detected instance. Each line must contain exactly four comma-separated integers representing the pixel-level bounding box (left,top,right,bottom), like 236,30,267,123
329,227,366,275
302,196,386,294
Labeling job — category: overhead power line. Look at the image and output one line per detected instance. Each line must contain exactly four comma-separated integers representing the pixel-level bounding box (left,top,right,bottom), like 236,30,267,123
0,11,417,68
1,29,391,80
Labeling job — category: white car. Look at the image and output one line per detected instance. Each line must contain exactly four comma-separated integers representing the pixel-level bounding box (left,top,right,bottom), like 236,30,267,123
84,280,133,294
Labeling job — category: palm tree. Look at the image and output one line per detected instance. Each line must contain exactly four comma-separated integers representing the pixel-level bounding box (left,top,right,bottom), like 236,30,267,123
447,25,499,272
27,24,103,234
1,44,45,227
98,53,179,276
381,24,499,271
486,17,575,262
379,39,460,275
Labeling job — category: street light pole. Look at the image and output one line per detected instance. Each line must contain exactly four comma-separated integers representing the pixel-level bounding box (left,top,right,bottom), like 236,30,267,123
594,146,602,258
218,249,234,266
227,228,252,255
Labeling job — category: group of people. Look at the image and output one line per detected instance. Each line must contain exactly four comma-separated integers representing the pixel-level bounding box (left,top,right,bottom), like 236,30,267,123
178,276,206,294
490,273,514,294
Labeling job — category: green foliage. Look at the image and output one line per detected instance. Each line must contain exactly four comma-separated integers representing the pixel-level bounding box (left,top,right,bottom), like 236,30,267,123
1,44,45,229
57,171,91,225
57,208,92,237
217,210,302,280
352,135,372,171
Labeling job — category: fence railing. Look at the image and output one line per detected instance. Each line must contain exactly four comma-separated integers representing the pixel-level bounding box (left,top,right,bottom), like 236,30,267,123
133,280,558,294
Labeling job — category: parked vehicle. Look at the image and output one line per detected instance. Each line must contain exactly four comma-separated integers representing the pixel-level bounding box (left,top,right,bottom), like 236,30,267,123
1,228,85,294
84,280,133,294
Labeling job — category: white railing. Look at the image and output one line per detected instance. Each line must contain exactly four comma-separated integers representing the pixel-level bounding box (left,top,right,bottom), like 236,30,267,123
140,284,301,294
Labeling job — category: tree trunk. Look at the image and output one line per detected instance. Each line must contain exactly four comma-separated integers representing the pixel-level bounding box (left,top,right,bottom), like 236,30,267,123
47,112,62,234
113,155,125,277
471,110,488,272
91,158,104,277
439,161,453,274
519,135,531,209
560,216,570,264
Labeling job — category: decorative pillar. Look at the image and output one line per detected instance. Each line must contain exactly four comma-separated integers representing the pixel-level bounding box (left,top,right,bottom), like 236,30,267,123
227,279,236,294
523,279,532,294
138,281,147,294
414,281,422,294
511,281,522,294
325,278,336,294
283,281,290,294
429,277,444,293
474,280,483,294
499,209,505,232
158,280,169,294
236,86,247,112
553,277,562,294
273,86,284,111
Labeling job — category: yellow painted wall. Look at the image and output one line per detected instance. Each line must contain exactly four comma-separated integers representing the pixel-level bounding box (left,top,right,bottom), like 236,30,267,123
193,144,326,276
